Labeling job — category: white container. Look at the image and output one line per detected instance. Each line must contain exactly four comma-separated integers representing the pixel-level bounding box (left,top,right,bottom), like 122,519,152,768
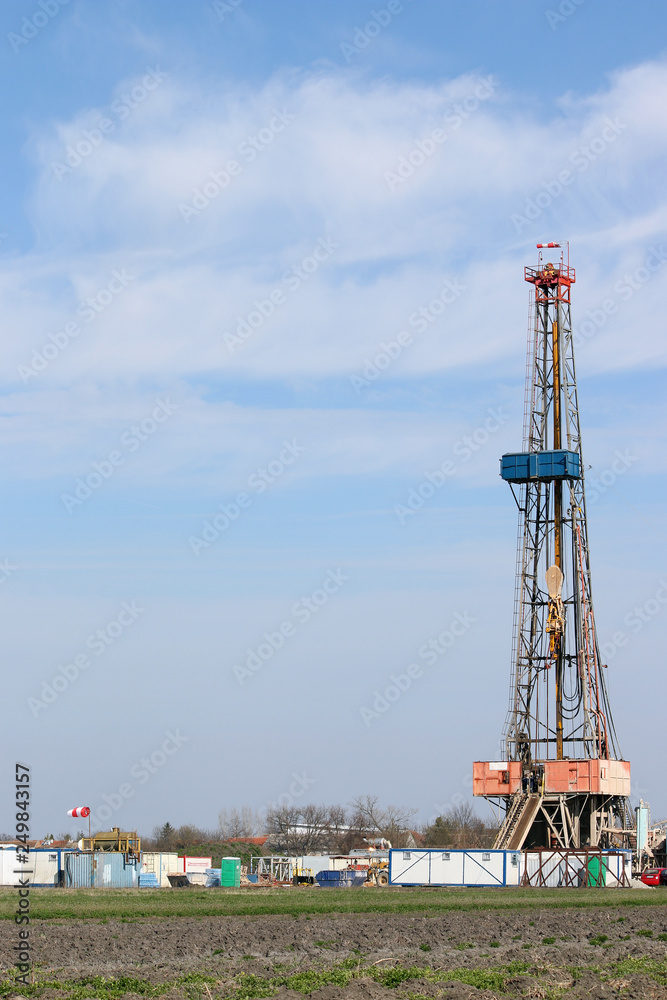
141,852,179,887
389,848,521,887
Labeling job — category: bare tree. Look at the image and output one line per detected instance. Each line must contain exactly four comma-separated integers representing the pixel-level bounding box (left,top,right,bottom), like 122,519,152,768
295,804,331,853
349,794,381,836
264,803,336,853
265,803,300,852
422,802,496,849
349,794,417,848
327,804,348,832
176,824,207,847
218,806,256,840
326,804,352,853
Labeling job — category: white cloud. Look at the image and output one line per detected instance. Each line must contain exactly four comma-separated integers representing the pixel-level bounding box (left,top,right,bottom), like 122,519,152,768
6,59,665,393
0,57,664,495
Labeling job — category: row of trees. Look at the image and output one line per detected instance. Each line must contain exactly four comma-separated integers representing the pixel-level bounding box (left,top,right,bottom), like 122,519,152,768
144,796,497,855
261,795,418,853
421,802,496,849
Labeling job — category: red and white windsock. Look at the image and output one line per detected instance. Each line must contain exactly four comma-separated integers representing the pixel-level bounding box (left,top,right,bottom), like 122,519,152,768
67,806,90,818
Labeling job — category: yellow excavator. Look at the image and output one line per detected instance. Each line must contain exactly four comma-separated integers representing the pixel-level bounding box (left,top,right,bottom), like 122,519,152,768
366,858,389,885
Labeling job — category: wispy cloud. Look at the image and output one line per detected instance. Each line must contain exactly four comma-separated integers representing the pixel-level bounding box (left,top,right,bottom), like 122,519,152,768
0,61,660,410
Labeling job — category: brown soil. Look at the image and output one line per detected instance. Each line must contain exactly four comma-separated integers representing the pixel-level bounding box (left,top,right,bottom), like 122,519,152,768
1,905,666,998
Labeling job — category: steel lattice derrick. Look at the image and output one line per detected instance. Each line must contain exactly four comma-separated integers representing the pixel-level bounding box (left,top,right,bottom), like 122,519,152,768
502,245,620,766
477,244,630,851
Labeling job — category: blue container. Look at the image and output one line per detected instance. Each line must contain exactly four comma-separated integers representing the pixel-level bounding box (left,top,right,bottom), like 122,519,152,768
64,852,140,888
500,453,531,481
500,450,580,483
315,870,367,888
534,450,580,479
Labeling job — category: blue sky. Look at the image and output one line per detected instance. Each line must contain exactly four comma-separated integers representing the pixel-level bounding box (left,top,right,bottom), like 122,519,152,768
1,0,666,838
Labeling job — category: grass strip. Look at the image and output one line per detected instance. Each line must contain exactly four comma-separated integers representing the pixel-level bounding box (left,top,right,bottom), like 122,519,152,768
0,886,666,921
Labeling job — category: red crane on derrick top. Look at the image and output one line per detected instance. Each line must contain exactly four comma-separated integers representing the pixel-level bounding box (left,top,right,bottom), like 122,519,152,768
473,244,632,852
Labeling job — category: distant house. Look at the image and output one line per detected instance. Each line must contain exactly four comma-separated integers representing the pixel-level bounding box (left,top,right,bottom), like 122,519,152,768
405,831,426,848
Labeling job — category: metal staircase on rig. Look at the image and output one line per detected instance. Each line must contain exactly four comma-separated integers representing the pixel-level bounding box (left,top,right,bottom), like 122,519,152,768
494,792,542,850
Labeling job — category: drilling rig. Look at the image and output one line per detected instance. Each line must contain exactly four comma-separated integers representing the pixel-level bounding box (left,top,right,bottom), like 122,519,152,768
473,244,632,851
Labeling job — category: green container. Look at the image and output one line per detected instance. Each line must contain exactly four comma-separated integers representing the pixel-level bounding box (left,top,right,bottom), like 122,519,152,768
586,856,608,887
221,856,241,888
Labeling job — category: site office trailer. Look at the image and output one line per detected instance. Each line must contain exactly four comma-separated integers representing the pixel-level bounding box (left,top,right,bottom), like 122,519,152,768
0,845,27,885
0,846,64,887
389,849,522,887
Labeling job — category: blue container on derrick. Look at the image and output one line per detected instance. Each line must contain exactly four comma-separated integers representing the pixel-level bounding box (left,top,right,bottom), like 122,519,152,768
500,449,580,483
